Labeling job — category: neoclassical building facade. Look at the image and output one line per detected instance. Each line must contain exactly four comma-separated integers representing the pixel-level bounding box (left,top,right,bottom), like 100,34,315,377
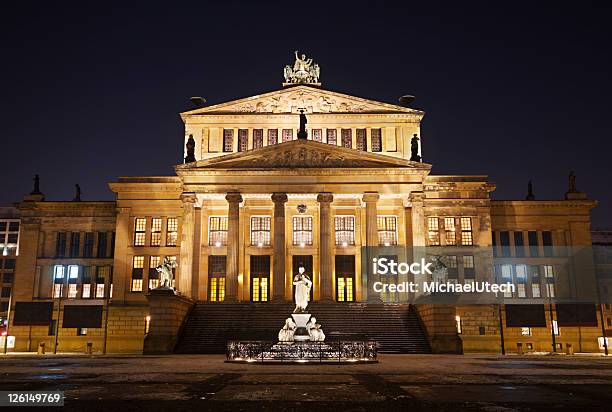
7,65,608,354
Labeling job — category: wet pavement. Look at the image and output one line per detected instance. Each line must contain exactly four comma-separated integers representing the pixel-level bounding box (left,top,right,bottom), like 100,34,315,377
0,354,611,411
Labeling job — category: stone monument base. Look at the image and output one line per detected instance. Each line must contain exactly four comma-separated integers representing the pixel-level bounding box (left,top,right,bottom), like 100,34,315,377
291,313,311,342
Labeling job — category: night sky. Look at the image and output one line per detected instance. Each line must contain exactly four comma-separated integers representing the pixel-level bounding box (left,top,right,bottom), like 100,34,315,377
2,2,611,226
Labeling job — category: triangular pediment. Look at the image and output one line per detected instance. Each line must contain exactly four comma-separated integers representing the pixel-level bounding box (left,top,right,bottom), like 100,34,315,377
181,85,422,116
176,139,431,170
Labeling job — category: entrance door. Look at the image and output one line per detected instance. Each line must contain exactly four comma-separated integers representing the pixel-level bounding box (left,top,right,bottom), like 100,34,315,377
208,256,226,302
292,255,313,301
379,254,398,303
250,255,270,302
335,255,355,302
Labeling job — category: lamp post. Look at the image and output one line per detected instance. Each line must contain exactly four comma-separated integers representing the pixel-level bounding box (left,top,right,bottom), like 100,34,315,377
3,288,13,354
53,270,66,355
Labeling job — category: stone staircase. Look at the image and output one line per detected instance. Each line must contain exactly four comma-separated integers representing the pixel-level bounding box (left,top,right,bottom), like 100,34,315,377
175,302,431,354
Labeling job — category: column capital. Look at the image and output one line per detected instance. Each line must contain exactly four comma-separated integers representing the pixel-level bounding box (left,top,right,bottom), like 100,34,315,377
225,192,243,204
362,192,380,203
317,193,334,204
180,192,197,204
409,191,425,203
271,192,288,204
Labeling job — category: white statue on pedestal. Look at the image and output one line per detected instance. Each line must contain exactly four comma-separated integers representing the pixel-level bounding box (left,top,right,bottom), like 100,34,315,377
306,317,325,342
293,266,312,313
155,256,177,289
278,317,297,342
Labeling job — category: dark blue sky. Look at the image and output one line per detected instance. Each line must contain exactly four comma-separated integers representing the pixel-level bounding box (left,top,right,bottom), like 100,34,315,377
2,2,611,226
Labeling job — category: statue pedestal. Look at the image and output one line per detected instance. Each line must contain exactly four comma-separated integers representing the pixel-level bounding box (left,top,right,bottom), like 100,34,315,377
291,313,311,342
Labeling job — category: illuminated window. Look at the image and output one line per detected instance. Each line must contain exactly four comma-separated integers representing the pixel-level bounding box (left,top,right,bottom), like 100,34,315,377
500,264,513,297
377,216,397,246
521,327,532,336
444,217,456,245
455,315,462,334
356,129,367,151
96,266,109,298
148,256,161,289
82,283,91,299
460,217,473,245
238,129,248,152
145,315,151,334
544,264,555,298
371,129,382,152
552,320,560,335
151,218,162,246
267,129,278,145
341,129,352,148
53,265,65,298
67,265,79,298
250,217,271,246
335,255,355,302
428,217,440,246
293,216,313,246
223,129,233,152
209,216,228,246
463,255,475,279
282,129,293,142
532,283,541,298
335,216,355,246
311,129,322,142
166,218,178,246
134,218,146,246
326,129,337,145
131,256,144,292
253,129,264,149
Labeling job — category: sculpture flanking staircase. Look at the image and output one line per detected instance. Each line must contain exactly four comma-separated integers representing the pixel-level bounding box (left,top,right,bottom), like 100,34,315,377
175,302,431,354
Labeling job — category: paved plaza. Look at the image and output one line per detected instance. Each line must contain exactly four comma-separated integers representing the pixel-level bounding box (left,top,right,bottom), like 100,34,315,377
1,354,611,411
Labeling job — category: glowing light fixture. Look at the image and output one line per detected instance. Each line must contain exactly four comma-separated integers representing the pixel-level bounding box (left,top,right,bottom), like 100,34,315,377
215,241,221,247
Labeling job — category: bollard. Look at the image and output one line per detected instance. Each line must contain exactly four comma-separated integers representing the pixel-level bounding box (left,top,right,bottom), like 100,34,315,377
86,342,93,355
37,342,46,355
566,343,573,355
516,342,523,354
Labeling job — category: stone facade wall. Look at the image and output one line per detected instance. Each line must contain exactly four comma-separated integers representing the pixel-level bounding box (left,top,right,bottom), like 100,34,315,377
143,292,194,354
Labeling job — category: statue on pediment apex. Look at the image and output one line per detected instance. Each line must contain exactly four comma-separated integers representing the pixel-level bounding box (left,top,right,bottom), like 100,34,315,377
283,51,321,85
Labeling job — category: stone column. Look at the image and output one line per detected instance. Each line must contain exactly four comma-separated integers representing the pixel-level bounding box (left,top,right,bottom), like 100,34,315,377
225,192,243,301
178,193,196,298
410,192,426,296
363,192,380,302
317,193,334,301
271,193,288,301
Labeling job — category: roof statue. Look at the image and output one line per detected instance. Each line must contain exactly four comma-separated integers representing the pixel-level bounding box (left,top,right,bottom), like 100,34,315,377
283,51,321,86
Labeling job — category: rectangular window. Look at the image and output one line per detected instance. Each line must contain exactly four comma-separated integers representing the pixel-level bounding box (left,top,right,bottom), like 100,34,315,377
70,232,80,257
444,217,456,245
356,129,367,151
371,128,382,152
250,216,271,246
428,217,440,246
131,256,144,292
311,129,322,142
528,231,539,257
521,327,532,336
209,217,228,246
447,256,458,279
97,232,108,258
500,264,513,297
460,217,473,246
463,255,475,278
95,266,109,298
293,216,313,246
53,265,65,298
166,218,178,246
237,129,248,152
83,232,94,257
223,129,233,152
82,283,91,299
542,231,553,257
532,283,541,298
499,231,510,257
134,218,146,246
267,129,278,145
56,232,67,258
544,264,555,298
335,216,355,246
148,256,160,289
377,216,397,246
326,129,337,145
253,129,263,149
514,231,525,258
282,129,293,142
150,218,162,246
341,129,352,148
77,328,87,336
